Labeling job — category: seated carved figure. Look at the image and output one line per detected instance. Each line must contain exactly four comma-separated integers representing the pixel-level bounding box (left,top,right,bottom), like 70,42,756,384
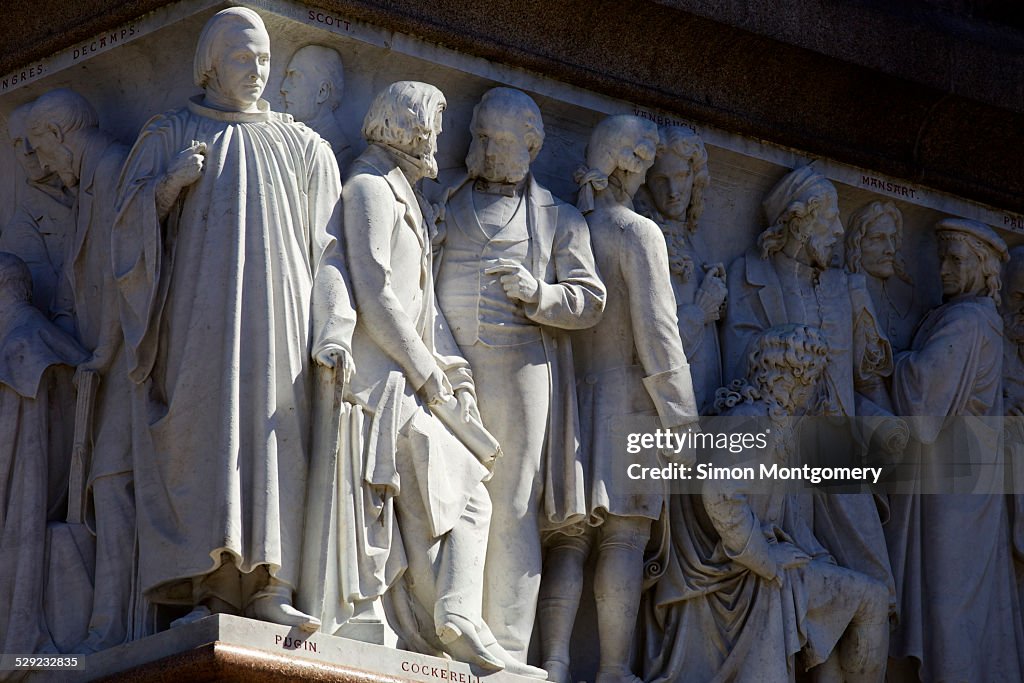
643,324,889,683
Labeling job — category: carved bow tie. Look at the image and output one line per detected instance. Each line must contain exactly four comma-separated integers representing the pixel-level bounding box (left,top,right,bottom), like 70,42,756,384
474,179,520,197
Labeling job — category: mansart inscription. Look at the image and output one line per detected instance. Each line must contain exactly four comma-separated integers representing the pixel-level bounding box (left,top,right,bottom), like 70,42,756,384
0,2,1021,682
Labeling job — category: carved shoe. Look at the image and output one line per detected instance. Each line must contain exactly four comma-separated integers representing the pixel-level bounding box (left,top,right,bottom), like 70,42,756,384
245,594,321,632
436,615,504,671
484,642,549,680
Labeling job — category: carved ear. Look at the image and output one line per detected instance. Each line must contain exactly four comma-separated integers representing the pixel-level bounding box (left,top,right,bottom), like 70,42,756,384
317,81,330,106
47,122,64,144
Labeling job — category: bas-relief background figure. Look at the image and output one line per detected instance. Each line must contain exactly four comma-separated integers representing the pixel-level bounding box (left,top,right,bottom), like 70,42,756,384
1,4,1023,682
722,166,899,622
280,44,353,173
27,87,135,654
0,102,73,320
0,253,87,668
635,127,724,413
844,201,925,353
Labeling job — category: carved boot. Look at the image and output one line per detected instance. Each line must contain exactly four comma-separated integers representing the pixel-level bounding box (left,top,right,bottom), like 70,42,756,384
245,584,321,632
437,614,504,671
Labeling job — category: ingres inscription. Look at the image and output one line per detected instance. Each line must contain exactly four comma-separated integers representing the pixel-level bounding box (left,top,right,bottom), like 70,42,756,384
0,64,44,92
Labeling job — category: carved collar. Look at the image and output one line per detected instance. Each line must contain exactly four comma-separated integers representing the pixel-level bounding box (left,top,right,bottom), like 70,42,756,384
188,95,273,122
473,178,525,197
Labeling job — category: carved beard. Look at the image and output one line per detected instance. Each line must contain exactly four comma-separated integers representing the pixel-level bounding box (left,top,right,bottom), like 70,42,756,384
50,143,78,188
465,140,530,183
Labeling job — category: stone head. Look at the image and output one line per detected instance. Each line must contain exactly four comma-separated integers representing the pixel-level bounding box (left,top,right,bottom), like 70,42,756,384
747,323,830,415
361,81,446,180
935,218,1007,303
647,126,708,227
580,115,659,205
281,44,345,122
846,200,907,282
758,166,842,270
465,87,544,184
26,88,99,188
194,7,271,113
7,101,48,183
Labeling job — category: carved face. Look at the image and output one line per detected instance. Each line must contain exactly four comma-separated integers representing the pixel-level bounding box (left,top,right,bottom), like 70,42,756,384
617,134,658,199
407,104,443,180
800,193,843,270
8,119,47,183
939,238,984,298
466,106,532,183
28,124,76,187
207,24,271,111
280,49,322,121
860,214,899,280
647,151,694,221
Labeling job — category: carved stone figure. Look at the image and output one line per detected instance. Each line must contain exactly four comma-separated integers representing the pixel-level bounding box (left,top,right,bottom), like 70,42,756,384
722,166,898,619
845,200,924,352
886,218,1024,682
539,115,698,683
110,7,355,632
341,80,524,673
0,253,88,664
27,87,134,652
636,126,724,412
432,87,604,672
642,324,890,683
0,101,73,319
1004,246,1024,625
1004,246,1024,417
281,44,354,172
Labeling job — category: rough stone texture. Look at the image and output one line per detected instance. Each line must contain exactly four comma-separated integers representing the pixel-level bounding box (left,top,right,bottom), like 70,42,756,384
1,0,1022,214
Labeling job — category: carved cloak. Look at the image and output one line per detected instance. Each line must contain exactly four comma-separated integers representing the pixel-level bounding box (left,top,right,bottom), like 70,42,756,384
111,97,354,600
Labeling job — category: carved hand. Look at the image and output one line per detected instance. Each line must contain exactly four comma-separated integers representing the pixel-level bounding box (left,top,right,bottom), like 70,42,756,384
484,258,540,304
169,140,207,187
420,366,454,406
313,343,354,384
156,141,207,219
660,422,700,467
695,263,727,322
765,542,811,585
455,387,480,424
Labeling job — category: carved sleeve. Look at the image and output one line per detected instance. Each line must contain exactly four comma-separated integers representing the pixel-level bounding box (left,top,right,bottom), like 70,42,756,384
308,137,356,359
342,173,438,391
621,216,698,428
523,204,607,330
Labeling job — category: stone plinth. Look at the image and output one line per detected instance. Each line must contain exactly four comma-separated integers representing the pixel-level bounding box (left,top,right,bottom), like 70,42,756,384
36,615,524,683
